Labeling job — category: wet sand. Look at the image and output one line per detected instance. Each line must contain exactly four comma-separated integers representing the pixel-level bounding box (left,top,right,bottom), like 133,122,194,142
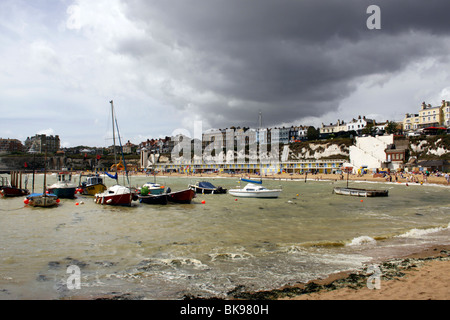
228,245,449,300
286,245,449,300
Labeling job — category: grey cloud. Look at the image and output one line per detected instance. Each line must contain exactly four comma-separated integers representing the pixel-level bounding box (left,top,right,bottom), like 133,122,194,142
118,0,450,130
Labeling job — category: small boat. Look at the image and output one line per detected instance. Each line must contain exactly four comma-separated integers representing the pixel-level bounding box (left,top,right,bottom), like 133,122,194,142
47,172,77,199
25,193,59,207
188,181,227,194
229,183,282,198
0,172,30,197
79,174,107,196
95,184,135,206
333,187,389,197
140,182,165,195
240,178,262,184
0,186,30,197
138,194,168,205
166,188,196,204
333,168,388,197
138,182,168,205
24,148,59,207
94,100,135,207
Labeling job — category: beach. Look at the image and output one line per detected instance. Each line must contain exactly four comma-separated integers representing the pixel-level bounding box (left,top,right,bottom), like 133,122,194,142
227,245,449,301
132,170,450,187
284,245,450,300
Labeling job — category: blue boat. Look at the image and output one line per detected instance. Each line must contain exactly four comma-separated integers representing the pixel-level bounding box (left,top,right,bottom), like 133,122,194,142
47,172,77,199
25,193,59,207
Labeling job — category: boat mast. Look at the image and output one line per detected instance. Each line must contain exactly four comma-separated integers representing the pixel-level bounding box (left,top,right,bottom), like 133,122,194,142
110,100,119,185
43,142,48,206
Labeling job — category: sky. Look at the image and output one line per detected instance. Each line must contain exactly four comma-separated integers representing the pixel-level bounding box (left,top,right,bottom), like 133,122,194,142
1,0,450,148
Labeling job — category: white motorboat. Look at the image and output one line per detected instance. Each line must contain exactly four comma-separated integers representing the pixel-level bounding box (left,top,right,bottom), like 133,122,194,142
228,183,282,198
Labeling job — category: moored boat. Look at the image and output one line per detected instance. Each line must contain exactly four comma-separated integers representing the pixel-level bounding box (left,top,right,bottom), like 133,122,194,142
79,174,107,196
47,172,77,199
138,193,168,205
1,186,30,197
94,100,135,207
188,181,227,194
95,185,135,206
166,188,196,204
0,172,30,197
229,183,282,198
138,182,168,205
140,182,165,195
25,193,59,207
333,187,388,197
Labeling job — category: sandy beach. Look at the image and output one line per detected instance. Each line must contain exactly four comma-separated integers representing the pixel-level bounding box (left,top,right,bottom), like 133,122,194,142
285,245,450,300
129,170,450,187
226,245,450,300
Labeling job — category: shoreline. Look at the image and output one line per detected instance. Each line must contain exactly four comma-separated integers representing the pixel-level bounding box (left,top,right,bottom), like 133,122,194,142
69,171,450,187
227,244,449,300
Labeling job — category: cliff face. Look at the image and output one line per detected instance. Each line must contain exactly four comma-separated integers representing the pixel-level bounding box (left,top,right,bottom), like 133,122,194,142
410,136,450,159
288,139,351,160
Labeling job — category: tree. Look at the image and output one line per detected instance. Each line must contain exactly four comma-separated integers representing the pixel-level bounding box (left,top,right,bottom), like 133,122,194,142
362,123,375,135
385,121,398,134
306,126,319,141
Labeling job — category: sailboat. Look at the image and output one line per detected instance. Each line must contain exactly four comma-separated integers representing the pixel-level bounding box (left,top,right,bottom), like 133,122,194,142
95,100,135,206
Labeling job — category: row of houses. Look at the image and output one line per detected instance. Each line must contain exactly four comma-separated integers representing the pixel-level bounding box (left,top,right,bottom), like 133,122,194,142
2,100,449,156
0,135,61,154
403,100,450,131
319,116,393,136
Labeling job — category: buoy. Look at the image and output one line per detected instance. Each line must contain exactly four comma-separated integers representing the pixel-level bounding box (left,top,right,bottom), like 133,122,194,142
360,199,364,202
56,199,60,203
76,202,79,206
235,199,238,201
24,198,29,205
201,200,206,204
296,194,299,197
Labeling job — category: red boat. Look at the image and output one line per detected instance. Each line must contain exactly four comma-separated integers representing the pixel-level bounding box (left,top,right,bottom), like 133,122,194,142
166,188,196,204
1,172,30,197
0,186,30,197
95,185,135,206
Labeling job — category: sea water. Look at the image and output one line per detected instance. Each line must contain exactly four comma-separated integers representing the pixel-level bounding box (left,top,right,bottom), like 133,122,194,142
0,174,449,299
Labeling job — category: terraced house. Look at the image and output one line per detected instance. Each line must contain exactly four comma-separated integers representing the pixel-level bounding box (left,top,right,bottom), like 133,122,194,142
403,100,450,131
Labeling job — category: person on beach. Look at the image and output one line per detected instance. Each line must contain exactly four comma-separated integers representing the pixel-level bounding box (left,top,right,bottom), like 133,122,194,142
445,173,450,185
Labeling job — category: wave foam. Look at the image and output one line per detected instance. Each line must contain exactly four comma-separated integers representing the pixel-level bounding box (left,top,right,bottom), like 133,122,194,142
346,236,377,246
396,223,450,238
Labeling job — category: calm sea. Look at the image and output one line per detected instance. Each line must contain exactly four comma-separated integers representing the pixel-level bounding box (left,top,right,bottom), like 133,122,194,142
0,173,449,299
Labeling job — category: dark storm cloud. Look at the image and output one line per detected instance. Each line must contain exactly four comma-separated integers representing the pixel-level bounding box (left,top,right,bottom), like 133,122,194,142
120,0,450,129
